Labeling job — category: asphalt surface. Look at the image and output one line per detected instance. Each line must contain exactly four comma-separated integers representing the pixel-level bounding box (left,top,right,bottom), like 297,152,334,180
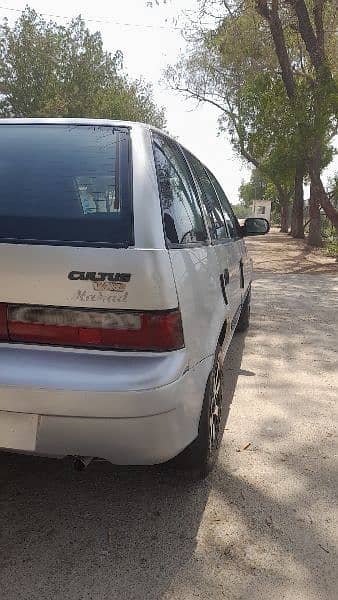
0,242,337,599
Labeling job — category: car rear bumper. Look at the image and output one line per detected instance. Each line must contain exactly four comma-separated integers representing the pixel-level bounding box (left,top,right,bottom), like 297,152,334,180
0,347,213,464
34,408,193,464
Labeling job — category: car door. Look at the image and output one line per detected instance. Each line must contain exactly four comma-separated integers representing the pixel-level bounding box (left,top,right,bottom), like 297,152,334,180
152,132,229,366
208,171,251,303
184,152,242,332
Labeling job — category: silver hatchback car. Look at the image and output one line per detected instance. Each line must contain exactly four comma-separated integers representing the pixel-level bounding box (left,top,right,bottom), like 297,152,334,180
0,119,268,478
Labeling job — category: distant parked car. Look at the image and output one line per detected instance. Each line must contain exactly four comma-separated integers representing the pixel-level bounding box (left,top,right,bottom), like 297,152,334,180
0,119,269,478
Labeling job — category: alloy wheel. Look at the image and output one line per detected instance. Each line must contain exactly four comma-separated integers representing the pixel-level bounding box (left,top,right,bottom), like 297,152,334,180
208,359,223,451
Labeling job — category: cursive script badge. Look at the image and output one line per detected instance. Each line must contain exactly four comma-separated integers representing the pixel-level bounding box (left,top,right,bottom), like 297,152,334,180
72,289,128,304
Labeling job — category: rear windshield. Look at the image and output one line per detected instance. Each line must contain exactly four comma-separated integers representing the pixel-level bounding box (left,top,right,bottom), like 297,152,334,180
0,124,133,247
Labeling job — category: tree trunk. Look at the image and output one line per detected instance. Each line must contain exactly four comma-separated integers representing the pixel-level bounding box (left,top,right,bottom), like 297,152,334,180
256,1,338,239
280,203,289,233
309,168,338,238
291,168,304,238
256,1,295,100
308,183,322,247
278,187,290,233
307,142,338,238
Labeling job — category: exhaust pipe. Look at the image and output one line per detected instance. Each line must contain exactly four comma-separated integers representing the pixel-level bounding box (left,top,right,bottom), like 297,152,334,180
73,456,93,471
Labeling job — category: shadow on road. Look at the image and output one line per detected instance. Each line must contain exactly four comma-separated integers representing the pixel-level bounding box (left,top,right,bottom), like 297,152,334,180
245,231,337,275
0,334,246,599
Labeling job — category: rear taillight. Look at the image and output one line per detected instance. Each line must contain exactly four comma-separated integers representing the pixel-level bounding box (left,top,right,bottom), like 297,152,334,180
0,303,184,352
0,303,8,341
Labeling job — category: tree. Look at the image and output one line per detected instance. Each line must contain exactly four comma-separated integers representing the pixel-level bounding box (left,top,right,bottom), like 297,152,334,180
255,0,338,242
0,7,165,127
239,171,270,210
308,182,322,245
291,165,305,238
238,169,282,223
232,202,250,218
165,3,301,233
166,0,337,243
239,170,273,208
328,174,338,205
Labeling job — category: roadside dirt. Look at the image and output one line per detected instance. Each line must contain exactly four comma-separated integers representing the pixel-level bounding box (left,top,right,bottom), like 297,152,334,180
245,228,337,275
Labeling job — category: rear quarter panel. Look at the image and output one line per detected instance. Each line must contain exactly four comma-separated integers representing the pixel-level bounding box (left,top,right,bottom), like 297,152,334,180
169,246,232,367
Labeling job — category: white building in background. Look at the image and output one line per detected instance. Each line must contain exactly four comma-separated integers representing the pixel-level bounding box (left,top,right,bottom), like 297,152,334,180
251,199,271,222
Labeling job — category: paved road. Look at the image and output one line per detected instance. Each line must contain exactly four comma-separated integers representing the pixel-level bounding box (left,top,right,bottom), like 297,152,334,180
1,245,337,599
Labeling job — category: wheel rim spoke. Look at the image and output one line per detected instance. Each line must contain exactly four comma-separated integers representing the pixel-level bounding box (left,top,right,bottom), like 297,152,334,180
209,360,223,451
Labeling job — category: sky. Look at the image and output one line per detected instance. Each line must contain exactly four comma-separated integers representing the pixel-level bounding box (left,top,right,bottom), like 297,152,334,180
1,0,337,203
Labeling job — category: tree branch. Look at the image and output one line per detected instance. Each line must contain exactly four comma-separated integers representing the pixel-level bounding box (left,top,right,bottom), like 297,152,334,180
313,0,325,57
222,1,235,18
287,0,325,73
173,84,261,169
173,86,228,114
255,0,271,20
256,0,296,100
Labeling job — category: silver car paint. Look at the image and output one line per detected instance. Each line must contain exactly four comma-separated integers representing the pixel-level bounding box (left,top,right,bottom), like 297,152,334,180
0,244,178,310
0,118,251,464
168,246,231,366
0,346,188,401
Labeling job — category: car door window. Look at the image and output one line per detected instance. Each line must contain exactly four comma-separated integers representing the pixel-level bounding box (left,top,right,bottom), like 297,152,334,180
185,152,228,242
207,170,241,239
153,134,207,245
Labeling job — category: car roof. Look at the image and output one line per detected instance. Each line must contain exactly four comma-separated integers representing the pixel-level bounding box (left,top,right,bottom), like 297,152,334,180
0,117,162,131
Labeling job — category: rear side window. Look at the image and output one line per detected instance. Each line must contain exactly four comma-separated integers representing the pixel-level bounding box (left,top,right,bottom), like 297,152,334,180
207,170,241,239
152,134,207,246
0,124,132,246
185,152,228,242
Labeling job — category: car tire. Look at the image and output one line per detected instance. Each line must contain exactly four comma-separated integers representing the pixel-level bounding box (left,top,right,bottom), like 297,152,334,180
235,289,251,333
169,347,224,480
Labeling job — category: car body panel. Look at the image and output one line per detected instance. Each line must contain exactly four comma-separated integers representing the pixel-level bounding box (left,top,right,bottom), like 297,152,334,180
0,355,214,463
168,246,232,365
0,345,188,399
0,244,177,310
0,118,253,465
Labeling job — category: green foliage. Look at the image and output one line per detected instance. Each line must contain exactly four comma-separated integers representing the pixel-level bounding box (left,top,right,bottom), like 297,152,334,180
206,2,336,183
322,174,338,251
239,170,271,207
0,7,165,127
234,74,302,186
325,238,338,257
166,0,337,226
238,168,282,223
231,203,250,219
166,3,298,195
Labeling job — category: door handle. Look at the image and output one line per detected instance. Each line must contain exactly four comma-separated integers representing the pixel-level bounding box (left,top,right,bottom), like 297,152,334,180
220,270,229,305
239,260,244,288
